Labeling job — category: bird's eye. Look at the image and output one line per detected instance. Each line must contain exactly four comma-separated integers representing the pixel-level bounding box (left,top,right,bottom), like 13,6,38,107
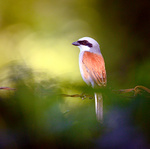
82,40,88,45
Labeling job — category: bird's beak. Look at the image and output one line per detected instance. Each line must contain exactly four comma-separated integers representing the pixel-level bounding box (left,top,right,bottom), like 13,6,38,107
72,41,80,46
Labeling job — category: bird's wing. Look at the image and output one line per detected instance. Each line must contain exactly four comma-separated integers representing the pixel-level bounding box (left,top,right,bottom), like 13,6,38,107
82,51,107,86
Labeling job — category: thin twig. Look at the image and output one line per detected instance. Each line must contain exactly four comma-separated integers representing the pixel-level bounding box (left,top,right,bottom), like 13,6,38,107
114,85,150,96
61,93,93,99
0,87,16,90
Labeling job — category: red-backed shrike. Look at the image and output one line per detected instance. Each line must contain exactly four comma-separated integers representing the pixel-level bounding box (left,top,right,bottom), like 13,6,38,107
72,37,107,122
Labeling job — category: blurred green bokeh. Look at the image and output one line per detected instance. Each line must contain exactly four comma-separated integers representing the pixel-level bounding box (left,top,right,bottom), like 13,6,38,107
0,0,150,148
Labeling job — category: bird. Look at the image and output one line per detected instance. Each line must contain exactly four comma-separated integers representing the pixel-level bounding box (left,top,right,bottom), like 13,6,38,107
72,37,107,122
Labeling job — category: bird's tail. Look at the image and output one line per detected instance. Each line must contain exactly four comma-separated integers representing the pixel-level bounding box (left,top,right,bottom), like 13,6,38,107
94,93,103,122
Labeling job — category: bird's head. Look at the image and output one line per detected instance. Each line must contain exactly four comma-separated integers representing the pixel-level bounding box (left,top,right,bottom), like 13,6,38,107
72,37,101,53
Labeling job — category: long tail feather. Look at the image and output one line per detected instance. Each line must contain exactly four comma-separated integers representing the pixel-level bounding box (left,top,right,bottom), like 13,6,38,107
95,93,103,122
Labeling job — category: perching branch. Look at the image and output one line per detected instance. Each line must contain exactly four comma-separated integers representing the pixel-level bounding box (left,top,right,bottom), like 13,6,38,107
0,85,149,98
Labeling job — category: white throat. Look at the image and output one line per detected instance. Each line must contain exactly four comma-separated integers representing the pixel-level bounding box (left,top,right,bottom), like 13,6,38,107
78,45,90,52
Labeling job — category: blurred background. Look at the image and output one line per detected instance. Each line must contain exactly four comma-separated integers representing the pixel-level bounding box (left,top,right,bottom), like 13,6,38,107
0,0,150,148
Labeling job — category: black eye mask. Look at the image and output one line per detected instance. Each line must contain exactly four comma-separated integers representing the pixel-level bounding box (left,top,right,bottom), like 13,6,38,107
78,40,93,48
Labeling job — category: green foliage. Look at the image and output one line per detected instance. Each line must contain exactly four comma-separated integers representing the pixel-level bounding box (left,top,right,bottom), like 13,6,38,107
0,64,149,148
